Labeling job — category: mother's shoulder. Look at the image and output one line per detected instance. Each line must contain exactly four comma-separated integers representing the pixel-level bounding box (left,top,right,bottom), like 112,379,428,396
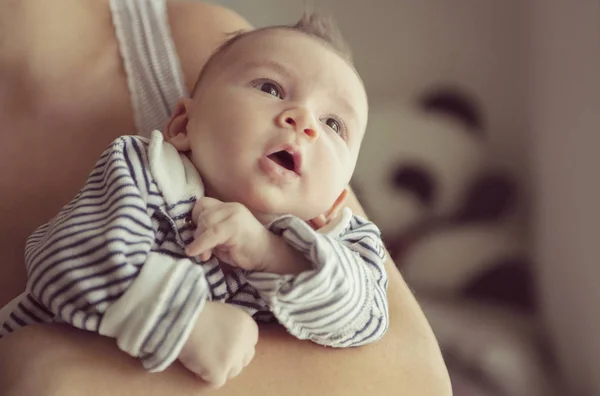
167,1,253,92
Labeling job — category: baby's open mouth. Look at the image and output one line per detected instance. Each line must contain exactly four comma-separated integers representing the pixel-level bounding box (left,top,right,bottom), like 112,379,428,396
267,150,297,174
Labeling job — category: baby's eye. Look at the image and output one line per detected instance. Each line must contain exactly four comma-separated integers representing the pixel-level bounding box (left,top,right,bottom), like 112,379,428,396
324,118,342,134
321,116,348,140
255,81,283,98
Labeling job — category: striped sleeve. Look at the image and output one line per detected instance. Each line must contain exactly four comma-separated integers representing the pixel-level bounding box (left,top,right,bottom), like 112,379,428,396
0,291,54,337
23,136,209,372
245,215,389,347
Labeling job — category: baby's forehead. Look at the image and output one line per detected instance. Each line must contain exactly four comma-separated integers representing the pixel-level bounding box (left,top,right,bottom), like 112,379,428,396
221,29,368,127
224,29,352,75
216,31,320,71
227,28,337,57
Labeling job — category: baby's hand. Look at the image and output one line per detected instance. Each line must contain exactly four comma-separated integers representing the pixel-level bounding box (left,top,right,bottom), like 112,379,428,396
185,197,271,271
179,301,259,388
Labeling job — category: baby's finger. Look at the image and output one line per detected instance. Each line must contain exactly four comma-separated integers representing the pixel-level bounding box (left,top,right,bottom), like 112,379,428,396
202,371,227,389
243,347,255,367
192,366,207,379
192,196,223,222
196,204,237,231
185,227,222,257
227,363,243,379
199,251,212,262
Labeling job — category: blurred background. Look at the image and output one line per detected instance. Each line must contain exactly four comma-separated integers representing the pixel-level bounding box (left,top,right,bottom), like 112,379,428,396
211,1,599,395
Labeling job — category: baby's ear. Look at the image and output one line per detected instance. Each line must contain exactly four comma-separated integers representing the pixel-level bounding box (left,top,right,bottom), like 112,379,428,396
164,98,193,151
308,188,349,230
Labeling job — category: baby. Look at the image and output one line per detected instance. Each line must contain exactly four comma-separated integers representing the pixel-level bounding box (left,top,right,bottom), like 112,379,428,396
0,13,388,388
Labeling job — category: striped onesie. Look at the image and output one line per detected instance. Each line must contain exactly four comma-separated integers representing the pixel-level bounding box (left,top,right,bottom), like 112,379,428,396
0,131,389,372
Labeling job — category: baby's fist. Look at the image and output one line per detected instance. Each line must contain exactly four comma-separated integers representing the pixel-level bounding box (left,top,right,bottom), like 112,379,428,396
179,301,258,388
186,197,271,271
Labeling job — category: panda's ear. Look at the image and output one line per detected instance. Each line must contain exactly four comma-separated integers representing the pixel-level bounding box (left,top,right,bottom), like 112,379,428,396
452,171,517,223
418,87,484,136
391,163,436,207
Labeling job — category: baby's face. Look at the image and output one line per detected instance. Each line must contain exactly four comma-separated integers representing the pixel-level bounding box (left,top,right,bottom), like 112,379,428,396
183,29,368,222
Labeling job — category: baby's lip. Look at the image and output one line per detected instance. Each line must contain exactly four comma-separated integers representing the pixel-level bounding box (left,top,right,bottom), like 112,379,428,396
265,144,303,176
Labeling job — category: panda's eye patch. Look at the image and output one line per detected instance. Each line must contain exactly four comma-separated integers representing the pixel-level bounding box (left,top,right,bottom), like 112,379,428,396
391,164,435,207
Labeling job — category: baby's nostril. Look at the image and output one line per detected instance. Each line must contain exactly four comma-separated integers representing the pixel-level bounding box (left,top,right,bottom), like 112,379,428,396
285,117,295,125
304,128,316,137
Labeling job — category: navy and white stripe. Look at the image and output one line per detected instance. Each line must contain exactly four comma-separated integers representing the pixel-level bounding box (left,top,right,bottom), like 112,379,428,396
246,214,388,347
0,131,389,371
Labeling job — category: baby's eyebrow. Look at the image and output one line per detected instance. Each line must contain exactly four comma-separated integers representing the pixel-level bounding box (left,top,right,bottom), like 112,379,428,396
337,96,358,125
242,60,295,80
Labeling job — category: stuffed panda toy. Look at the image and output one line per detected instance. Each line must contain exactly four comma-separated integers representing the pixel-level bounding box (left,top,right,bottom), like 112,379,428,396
352,88,560,396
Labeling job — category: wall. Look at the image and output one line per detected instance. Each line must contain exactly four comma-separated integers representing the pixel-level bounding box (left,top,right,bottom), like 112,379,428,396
528,1,600,394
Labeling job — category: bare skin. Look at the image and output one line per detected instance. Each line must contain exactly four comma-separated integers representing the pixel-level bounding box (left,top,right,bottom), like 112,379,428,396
0,0,452,395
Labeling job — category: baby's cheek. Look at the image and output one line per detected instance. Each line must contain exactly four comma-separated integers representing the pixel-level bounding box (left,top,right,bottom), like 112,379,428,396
324,151,353,188
311,181,342,214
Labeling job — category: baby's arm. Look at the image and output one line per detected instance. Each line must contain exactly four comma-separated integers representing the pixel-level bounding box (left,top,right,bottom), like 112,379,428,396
245,212,389,347
22,136,211,372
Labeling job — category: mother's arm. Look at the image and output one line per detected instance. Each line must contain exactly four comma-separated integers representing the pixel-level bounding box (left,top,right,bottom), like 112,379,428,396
0,189,451,396
0,1,450,393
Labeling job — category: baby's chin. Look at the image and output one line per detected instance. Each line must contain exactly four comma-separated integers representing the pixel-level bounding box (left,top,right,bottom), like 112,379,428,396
242,200,305,225
239,195,323,225
209,184,325,224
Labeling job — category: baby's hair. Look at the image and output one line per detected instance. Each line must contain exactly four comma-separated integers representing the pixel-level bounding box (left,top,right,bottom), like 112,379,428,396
288,12,353,63
190,12,353,97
